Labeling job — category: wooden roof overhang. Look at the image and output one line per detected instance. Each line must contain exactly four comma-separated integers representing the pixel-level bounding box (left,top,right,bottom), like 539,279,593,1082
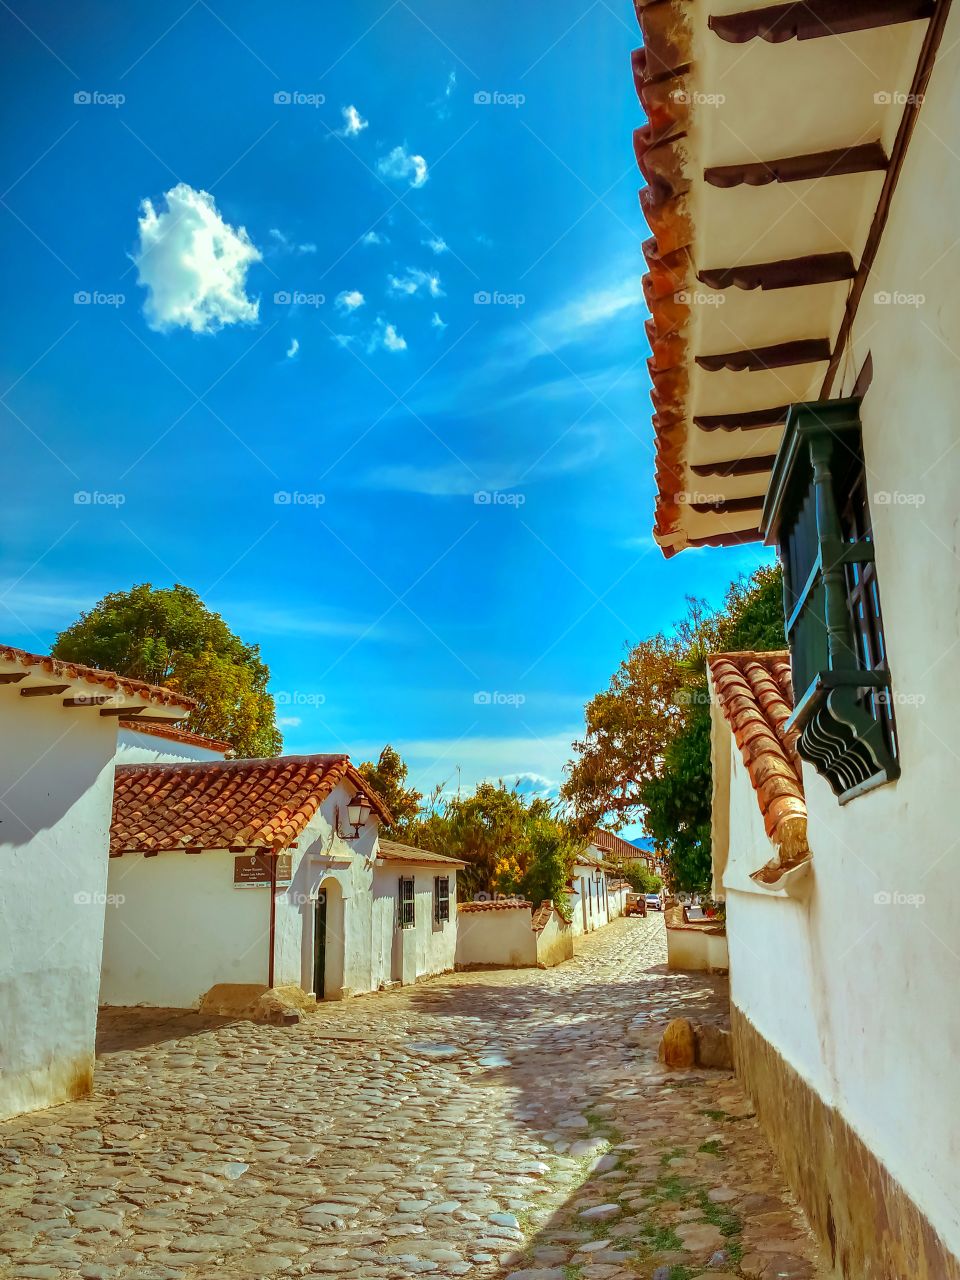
633,0,943,555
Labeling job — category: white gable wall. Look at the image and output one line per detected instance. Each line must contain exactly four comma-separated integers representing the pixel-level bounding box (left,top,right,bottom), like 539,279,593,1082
116,726,227,764
0,692,118,1118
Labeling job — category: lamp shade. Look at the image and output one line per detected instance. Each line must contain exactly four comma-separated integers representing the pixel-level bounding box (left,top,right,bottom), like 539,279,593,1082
346,794,371,829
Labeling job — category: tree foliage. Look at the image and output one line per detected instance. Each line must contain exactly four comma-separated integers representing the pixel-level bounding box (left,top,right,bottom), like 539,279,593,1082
563,564,785,893
620,860,663,894
52,583,282,758
357,746,423,839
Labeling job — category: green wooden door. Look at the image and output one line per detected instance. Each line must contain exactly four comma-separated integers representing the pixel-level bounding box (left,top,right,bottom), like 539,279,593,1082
313,892,326,998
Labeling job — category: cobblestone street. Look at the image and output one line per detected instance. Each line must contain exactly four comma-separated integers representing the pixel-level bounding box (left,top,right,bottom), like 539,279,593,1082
0,918,828,1280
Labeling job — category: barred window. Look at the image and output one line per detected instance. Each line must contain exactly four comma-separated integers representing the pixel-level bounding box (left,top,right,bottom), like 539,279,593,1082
399,876,415,929
434,876,450,924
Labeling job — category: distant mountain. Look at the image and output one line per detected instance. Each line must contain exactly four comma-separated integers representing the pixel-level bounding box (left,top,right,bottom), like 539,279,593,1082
630,836,656,852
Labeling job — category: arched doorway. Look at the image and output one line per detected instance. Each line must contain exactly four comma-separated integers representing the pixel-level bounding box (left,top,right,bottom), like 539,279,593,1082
312,878,344,999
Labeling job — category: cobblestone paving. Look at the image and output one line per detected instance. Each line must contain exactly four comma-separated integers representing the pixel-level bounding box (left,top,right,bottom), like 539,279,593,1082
0,918,830,1280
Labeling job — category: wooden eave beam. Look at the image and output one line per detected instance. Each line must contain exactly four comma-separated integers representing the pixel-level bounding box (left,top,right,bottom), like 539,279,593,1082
0,673,27,684
695,405,791,431
20,684,70,697
698,252,855,292
688,495,766,514
708,0,934,45
62,696,113,708
696,338,831,372
690,455,777,477
705,142,888,189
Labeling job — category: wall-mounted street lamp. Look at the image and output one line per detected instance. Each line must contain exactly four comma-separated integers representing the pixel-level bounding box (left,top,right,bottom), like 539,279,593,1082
336,794,372,840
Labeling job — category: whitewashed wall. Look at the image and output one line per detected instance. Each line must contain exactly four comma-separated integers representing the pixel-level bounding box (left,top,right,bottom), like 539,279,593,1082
569,862,610,936
0,694,117,1119
116,727,227,765
371,865,457,987
722,23,960,1260
456,905,538,968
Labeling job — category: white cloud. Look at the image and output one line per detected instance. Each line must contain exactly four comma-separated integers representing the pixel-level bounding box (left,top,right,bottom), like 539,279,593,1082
367,318,407,353
362,230,386,246
377,144,428,189
277,716,302,728
285,337,299,359
444,70,456,98
388,268,444,298
134,183,261,334
538,279,644,345
336,289,365,312
269,228,316,254
339,104,368,138
431,312,447,331
423,235,448,255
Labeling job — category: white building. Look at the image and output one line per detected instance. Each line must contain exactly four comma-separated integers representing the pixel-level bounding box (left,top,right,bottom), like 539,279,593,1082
0,643,193,1120
634,1,960,1272
103,750,462,1007
568,848,613,936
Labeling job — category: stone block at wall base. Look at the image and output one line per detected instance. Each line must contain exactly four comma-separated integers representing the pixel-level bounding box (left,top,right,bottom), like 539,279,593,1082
732,1005,960,1280
0,1052,94,1122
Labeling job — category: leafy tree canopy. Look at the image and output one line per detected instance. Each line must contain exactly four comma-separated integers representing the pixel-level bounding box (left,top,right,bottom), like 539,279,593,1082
52,583,282,758
620,860,663,894
563,564,785,893
358,745,424,839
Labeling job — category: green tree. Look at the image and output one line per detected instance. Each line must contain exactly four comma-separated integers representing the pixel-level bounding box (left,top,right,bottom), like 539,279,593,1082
53,583,282,757
620,859,663,894
358,746,423,838
564,564,785,893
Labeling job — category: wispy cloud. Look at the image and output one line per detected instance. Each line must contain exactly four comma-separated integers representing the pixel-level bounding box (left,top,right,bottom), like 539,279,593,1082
388,268,443,298
133,183,261,334
362,230,386,246
377,144,428,189
335,289,365,312
338,104,368,138
431,312,447,332
269,228,316,255
423,236,448,255
285,337,299,359
366,317,407,354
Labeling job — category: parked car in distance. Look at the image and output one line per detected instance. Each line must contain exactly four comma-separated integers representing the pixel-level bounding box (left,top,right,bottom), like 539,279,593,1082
625,892,647,917
645,892,664,912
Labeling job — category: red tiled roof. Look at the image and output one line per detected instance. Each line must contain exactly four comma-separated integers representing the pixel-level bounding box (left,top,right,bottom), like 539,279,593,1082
111,754,392,855
376,838,466,869
0,644,195,712
708,652,807,854
590,829,648,862
119,719,232,755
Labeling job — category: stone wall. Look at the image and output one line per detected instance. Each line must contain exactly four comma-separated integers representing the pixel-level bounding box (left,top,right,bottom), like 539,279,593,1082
732,1005,960,1280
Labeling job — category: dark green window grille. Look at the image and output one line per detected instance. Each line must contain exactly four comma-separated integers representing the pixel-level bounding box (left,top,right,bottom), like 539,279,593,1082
434,876,450,924
399,876,415,929
760,398,899,802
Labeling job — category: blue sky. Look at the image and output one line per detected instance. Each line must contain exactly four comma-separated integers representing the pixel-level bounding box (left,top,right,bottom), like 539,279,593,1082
0,1,771,828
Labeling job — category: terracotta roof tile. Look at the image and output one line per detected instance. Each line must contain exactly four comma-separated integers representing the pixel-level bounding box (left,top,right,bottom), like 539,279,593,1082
111,754,392,855
458,899,532,913
590,828,650,861
119,719,232,755
708,652,808,857
0,643,195,712
376,838,466,869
